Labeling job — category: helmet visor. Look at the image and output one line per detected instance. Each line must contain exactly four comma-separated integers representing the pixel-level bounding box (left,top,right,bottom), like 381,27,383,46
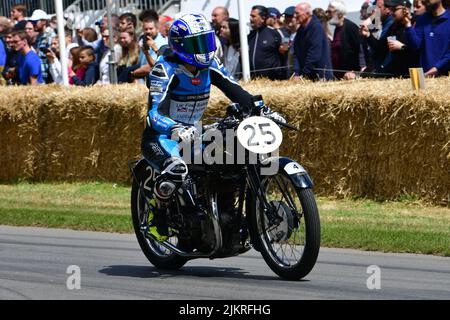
180,30,217,54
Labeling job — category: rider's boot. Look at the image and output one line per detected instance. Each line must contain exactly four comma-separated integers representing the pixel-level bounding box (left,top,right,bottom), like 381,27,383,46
148,158,188,242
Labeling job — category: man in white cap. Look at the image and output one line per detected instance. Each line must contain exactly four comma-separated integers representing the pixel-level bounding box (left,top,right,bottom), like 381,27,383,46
29,9,55,83
30,10,49,30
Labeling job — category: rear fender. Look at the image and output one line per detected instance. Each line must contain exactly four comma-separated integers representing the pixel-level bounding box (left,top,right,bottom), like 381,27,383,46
129,158,160,188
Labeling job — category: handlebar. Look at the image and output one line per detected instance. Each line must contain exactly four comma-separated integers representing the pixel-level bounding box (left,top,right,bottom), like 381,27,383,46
203,115,298,132
203,101,300,132
270,119,299,131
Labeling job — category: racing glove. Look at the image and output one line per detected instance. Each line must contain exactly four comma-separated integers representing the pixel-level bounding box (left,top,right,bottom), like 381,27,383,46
171,125,200,144
261,106,287,124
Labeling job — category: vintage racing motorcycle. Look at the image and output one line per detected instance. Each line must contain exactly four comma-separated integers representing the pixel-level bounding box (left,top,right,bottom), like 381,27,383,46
130,101,320,280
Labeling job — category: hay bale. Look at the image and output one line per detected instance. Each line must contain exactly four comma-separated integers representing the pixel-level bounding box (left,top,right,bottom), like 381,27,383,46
0,84,146,182
0,77,449,204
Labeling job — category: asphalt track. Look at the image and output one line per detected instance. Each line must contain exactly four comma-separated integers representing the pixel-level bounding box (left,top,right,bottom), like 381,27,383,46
0,225,449,300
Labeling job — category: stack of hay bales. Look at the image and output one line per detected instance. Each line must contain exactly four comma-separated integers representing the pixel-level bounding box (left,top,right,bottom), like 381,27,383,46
0,85,147,182
0,77,449,204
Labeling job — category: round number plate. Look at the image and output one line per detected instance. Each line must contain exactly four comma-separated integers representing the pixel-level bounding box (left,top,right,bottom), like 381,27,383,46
236,116,283,154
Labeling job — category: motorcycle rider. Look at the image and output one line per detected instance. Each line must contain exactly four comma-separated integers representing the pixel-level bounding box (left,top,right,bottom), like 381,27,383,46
141,14,284,241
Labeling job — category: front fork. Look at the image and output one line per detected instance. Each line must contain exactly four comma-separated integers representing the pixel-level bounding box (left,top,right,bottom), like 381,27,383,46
246,165,283,226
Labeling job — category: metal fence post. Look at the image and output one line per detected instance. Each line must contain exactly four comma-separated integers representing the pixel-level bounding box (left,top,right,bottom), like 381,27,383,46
237,0,251,82
107,0,118,84
55,0,69,85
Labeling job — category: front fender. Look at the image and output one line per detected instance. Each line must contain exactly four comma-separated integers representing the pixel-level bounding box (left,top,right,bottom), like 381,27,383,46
261,156,314,189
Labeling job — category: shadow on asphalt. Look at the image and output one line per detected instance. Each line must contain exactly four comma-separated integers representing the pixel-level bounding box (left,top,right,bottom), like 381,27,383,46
99,265,307,282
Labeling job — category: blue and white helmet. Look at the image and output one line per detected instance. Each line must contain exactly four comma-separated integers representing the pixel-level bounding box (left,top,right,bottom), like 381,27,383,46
168,14,217,68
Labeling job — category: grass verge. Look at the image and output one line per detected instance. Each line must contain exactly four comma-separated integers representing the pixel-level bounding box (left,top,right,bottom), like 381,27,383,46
0,182,448,256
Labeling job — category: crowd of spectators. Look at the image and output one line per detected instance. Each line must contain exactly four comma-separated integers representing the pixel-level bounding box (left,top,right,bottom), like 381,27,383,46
0,5,171,86
0,0,449,86
243,0,449,80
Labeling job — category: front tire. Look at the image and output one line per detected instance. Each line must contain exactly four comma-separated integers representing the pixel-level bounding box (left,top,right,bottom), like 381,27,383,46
248,172,320,280
130,160,188,270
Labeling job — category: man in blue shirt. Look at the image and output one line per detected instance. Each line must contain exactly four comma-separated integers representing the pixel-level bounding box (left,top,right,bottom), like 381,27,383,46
293,2,333,80
402,0,450,76
12,31,43,85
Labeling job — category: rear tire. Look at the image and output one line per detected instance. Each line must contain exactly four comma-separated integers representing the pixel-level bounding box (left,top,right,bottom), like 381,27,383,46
248,173,320,280
130,160,188,270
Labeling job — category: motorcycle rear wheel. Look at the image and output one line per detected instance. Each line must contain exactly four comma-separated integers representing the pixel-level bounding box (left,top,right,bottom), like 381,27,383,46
130,161,188,270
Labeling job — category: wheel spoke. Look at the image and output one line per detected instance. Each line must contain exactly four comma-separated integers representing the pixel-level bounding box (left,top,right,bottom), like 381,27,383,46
275,244,282,256
281,244,289,265
290,244,298,262
274,175,297,210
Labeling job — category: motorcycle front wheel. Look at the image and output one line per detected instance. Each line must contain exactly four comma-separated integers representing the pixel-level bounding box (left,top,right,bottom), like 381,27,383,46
248,172,320,280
